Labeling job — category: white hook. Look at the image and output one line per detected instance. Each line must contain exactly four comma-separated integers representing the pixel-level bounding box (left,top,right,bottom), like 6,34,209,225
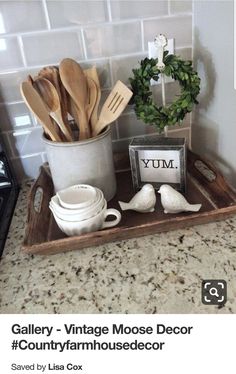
154,34,168,70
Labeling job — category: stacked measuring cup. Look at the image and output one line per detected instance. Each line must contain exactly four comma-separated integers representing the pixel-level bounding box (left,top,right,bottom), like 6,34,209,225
49,184,121,236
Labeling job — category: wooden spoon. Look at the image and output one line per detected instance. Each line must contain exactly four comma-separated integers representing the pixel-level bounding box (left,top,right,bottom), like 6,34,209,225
84,67,101,129
20,82,61,142
27,74,34,85
92,80,133,137
59,58,90,140
38,66,69,127
86,77,98,127
34,77,73,142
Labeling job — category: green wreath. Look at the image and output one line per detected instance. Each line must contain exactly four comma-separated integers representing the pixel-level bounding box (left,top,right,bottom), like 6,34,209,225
129,51,201,131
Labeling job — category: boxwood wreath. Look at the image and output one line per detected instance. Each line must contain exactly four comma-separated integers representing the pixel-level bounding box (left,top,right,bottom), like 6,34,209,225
129,51,201,132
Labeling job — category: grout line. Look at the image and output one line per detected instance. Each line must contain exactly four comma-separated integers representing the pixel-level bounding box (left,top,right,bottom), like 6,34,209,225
112,126,190,144
41,0,52,30
2,132,16,158
0,50,147,81
0,14,193,39
80,28,88,60
0,100,25,107
143,44,192,54
192,0,195,62
1,126,36,136
108,58,119,139
108,59,114,86
140,20,145,51
141,13,192,23
10,152,44,161
106,0,113,22
168,0,171,16
17,35,27,67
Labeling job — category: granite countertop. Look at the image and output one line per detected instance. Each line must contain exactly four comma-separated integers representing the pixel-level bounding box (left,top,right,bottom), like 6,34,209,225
0,182,236,314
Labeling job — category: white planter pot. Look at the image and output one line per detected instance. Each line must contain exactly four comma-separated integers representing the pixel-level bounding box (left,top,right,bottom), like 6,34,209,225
43,126,117,201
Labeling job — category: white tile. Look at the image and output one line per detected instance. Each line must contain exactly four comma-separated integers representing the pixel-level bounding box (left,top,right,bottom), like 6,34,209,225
143,15,192,49
0,132,12,158
151,81,182,106
0,37,23,70
84,22,142,59
113,127,190,154
7,127,44,157
170,1,192,14
0,102,35,131
0,68,39,103
111,53,146,85
46,0,108,28
0,1,47,34
117,112,149,138
175,47,192,60
80,59,111,89
167,127,190,147
110,0,168,20
112,138,131,153
22,31,84,66
11,154,43,182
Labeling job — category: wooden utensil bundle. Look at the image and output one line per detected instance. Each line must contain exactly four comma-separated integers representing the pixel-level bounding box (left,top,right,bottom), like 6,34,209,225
20,58,133,142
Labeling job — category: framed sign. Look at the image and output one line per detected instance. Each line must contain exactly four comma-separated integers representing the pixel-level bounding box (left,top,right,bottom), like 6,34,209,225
129,136,186,192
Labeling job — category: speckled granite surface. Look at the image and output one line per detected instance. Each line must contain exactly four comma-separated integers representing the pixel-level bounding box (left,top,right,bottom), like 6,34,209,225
0,182,236,314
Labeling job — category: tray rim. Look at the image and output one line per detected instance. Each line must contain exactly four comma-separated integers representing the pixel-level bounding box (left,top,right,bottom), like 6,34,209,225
22,150,236,255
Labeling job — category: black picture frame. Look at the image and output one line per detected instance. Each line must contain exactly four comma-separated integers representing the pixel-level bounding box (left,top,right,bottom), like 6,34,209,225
129,136,187,192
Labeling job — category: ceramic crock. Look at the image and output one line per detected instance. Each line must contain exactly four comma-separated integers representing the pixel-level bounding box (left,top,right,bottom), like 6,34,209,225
43,126,116,201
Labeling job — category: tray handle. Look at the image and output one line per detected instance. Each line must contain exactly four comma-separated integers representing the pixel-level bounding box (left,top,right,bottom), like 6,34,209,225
24,165,54,245
188,150,236,208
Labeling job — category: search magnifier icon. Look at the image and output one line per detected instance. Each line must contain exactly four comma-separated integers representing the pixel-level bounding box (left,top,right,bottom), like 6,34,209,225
209,287,219,297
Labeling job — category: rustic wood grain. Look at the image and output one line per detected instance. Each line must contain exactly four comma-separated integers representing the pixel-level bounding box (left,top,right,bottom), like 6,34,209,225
22,151,236,255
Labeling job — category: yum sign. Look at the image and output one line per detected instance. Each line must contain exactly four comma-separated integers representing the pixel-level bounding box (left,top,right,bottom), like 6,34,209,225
129,136,186,192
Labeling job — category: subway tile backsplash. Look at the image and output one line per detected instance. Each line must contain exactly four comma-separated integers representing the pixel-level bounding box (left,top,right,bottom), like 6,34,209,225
110,1,168,20
0,102,35,131
0,1,47,34
22,31,84,66
46,1,109,28
0,37,24,71
170,1,192,14
84,21,142,59
0,0,193,182
143,15,192,49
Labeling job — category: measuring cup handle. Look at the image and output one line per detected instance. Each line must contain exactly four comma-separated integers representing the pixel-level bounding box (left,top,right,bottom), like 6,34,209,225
102,208,121,229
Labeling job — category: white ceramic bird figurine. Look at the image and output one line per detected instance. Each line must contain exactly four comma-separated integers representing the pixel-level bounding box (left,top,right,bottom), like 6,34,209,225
158,184,202,214
119,184,156,213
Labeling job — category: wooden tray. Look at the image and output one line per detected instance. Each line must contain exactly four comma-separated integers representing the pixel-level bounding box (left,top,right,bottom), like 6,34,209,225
22,151,236,255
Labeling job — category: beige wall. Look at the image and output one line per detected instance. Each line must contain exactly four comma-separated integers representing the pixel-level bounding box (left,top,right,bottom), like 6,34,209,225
192,0,236,187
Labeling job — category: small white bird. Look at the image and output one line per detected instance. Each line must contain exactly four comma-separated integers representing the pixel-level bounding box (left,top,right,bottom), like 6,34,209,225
119,184,156,213
158,184,202,214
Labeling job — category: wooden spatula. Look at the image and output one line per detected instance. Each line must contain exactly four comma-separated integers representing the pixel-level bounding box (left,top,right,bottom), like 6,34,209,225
92,80,133,137
59,58,90,140
20,81,61,142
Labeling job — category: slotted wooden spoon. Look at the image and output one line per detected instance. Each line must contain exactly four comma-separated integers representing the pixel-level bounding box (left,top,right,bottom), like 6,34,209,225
92,80,133,137
20,82,61,142
59,58,90,140
34,77,74,142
